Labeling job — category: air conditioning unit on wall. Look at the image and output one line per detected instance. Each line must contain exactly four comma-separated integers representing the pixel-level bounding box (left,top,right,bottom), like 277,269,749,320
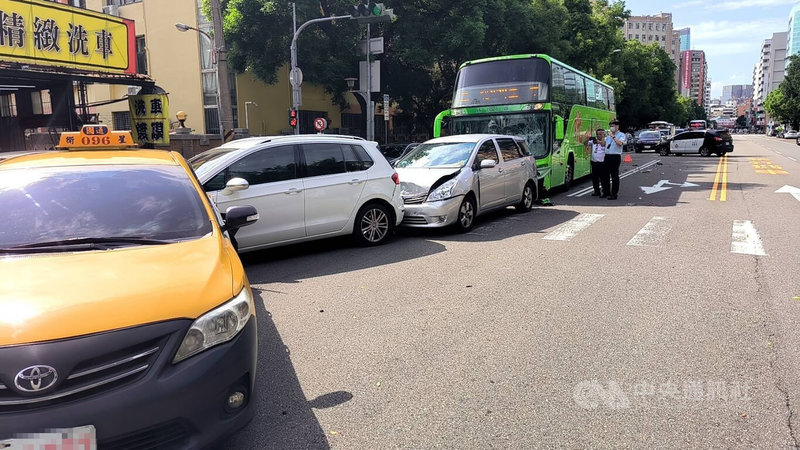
102,5,120,16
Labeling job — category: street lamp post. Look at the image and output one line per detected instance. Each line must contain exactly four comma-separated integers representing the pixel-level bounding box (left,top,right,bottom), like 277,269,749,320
175,23,224,141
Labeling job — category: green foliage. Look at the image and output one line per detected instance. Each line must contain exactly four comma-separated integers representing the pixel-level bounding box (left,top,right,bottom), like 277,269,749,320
773,55,800,130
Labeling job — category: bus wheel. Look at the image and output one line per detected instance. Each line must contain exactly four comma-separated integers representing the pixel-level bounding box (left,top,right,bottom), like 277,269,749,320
564,161,574,188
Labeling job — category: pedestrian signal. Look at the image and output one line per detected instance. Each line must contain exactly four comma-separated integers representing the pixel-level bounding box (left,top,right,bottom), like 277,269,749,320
289,109,298,128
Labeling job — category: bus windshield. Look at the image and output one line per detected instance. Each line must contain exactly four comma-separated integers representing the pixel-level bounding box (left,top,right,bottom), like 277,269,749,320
451,112,550,158
453,58,550,108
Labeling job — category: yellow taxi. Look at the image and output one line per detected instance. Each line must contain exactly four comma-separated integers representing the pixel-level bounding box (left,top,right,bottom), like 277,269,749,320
0,126,259,448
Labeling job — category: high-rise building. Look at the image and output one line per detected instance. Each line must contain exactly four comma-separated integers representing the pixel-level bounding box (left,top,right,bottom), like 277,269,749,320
722,85,754,104
788,3,800,60
753,32,788,128
680,50,708,107
623,13,681,93
677,27,691,52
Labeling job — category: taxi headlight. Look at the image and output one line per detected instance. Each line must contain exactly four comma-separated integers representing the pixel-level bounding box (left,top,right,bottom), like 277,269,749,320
173,287,252,363
427,178,458,202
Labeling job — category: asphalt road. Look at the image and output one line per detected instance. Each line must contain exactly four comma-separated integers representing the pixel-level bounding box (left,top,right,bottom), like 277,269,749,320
224,134,800,448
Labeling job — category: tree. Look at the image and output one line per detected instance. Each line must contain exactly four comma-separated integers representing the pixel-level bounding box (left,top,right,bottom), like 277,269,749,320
774,54,800,130
764,89,791,126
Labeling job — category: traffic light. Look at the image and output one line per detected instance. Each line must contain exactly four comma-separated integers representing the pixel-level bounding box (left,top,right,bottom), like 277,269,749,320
289,109,298,128
349,2,394,24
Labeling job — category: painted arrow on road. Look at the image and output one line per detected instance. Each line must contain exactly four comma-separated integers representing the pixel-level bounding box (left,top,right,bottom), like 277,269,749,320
776,185,800,202
640,180,700,195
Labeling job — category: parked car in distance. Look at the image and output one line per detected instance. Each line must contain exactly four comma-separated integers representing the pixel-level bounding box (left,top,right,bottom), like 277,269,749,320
190,135,405,252
634,130,663,153
658,129,734,156
379,142,420,164
784,130,798,139
0,126,259,448
623,132,634,152
395,134,538,232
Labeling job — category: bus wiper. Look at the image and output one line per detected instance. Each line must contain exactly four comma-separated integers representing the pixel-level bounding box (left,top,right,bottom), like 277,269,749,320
8,237,173,249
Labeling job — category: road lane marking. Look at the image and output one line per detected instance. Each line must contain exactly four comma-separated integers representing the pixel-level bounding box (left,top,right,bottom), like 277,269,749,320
731,220,767,256
627,216,675,247
567,160,660,197
542,213,604,241
750,157,789,175
776,185,800,202
789,156,798,162
709,155,726,201
721,154,728,202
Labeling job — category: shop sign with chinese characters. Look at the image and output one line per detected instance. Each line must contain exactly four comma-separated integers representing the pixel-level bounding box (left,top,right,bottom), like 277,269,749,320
129,94,169,146
0,0,135,74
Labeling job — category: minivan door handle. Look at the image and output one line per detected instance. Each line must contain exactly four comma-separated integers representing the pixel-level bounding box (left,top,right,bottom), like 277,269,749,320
284,187,302,194
349,179,364,185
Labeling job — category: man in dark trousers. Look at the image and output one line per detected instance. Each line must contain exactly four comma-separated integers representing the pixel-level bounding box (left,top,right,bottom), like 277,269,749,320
604,119,626,200
586,129,610,197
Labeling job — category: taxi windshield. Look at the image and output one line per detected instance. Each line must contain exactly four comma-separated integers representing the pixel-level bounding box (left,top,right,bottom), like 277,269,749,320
395,142,475,168
0,165,212,249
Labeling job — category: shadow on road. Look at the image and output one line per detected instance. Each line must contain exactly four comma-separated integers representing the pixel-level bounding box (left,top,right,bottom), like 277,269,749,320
222,290,348,449
241,234,447,285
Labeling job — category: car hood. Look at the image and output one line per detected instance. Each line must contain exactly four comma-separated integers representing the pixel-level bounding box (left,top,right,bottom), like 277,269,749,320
0,235,240,346
396,167,462,197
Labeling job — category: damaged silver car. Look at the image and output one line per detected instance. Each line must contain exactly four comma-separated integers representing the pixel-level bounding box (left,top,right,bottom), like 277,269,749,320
395,134,538,232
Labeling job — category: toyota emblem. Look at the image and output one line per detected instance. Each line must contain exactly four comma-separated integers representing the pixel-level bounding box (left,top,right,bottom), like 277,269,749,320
15,365,58,392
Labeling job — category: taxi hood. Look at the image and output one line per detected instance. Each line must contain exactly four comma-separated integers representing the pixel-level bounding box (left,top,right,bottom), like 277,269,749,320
0,235,242,346
396,167,462,197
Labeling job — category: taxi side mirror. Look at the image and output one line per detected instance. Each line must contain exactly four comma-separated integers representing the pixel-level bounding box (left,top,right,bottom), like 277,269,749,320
221,205,259,233
554,115,565,141
479,159,497,169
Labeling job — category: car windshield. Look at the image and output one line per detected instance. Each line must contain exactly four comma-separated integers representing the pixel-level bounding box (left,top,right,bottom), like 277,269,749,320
0,165,212,249
189,147,241,171
395,142,475,168
640,131,660,139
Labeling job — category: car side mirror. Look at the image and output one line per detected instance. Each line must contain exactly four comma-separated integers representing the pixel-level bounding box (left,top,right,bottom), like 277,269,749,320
480,159,497,169
222,177,249,195
221,205,258,233
554,115,565,141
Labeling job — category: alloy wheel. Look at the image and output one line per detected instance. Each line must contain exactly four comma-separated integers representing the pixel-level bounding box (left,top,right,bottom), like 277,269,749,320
360,208,389,243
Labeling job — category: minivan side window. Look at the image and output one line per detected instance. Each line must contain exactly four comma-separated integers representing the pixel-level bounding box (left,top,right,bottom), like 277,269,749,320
496,138,521,161
303,143,347,176
474,141,499,168
228,145,297,185
351,145,374,170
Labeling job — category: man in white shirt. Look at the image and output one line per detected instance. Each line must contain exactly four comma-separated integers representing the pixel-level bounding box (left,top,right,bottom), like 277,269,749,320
604,119,627,200
586,129,610,197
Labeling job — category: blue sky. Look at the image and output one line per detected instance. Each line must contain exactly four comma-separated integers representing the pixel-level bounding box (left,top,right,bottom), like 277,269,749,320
624,0,798,98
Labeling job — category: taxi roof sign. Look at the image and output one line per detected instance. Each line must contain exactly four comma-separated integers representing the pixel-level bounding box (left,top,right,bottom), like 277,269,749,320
58,126,136,150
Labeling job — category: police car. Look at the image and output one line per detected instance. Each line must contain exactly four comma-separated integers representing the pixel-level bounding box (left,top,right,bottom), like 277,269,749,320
0,126,259,448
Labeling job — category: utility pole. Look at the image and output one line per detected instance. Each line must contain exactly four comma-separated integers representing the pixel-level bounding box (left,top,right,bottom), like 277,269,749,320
211,0,234,139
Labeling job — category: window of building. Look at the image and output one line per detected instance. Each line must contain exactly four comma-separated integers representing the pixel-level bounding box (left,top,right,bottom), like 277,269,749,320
628,34,632,39
648,35,652,41
636,23,640,29
31,90,52,115
136,36,147,75
105,0,142,5
0,93,16,117
628,23,632,29
635,34,639,39
649,23,653,30
112,111,132,131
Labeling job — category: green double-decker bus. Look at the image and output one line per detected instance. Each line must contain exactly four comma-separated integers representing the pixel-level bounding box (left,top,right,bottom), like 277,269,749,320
433,54,616,192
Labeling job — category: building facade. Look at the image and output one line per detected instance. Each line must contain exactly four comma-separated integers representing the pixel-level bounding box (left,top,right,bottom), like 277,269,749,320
753,32,787,127
677,27,691,52
623,13,681,93
788,3,800,60
679,50,708,107
722,84,754,104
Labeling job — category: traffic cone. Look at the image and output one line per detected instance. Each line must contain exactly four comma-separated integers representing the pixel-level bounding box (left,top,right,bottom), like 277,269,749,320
623,154,633,163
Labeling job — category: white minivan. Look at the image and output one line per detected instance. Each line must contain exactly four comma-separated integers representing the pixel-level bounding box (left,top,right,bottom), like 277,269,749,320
190,135,404,252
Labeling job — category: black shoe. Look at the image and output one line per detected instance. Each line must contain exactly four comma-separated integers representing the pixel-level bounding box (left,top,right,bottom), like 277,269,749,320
591,192,601,196
607,195,618,200
600,193,608,198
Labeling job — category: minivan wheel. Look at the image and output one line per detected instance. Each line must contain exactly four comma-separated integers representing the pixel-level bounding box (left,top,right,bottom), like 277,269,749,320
516,182,535,212
353,203,392,246
455,196,476,233
700,146,711,157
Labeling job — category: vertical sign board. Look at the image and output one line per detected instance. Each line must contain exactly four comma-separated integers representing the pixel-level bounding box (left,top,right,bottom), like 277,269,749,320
0,0,136,74
129,94,170,146
383,94,389,121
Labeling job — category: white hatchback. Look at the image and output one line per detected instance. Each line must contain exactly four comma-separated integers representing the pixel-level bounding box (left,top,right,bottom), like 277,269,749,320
190,135,404,252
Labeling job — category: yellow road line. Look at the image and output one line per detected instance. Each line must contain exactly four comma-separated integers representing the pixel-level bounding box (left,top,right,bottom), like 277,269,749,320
721,154,728,201
709,155,724,201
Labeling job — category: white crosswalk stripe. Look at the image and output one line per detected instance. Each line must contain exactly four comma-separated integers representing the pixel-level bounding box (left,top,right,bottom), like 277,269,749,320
731,220,767,256
627,216,675,247
542,213,604,241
